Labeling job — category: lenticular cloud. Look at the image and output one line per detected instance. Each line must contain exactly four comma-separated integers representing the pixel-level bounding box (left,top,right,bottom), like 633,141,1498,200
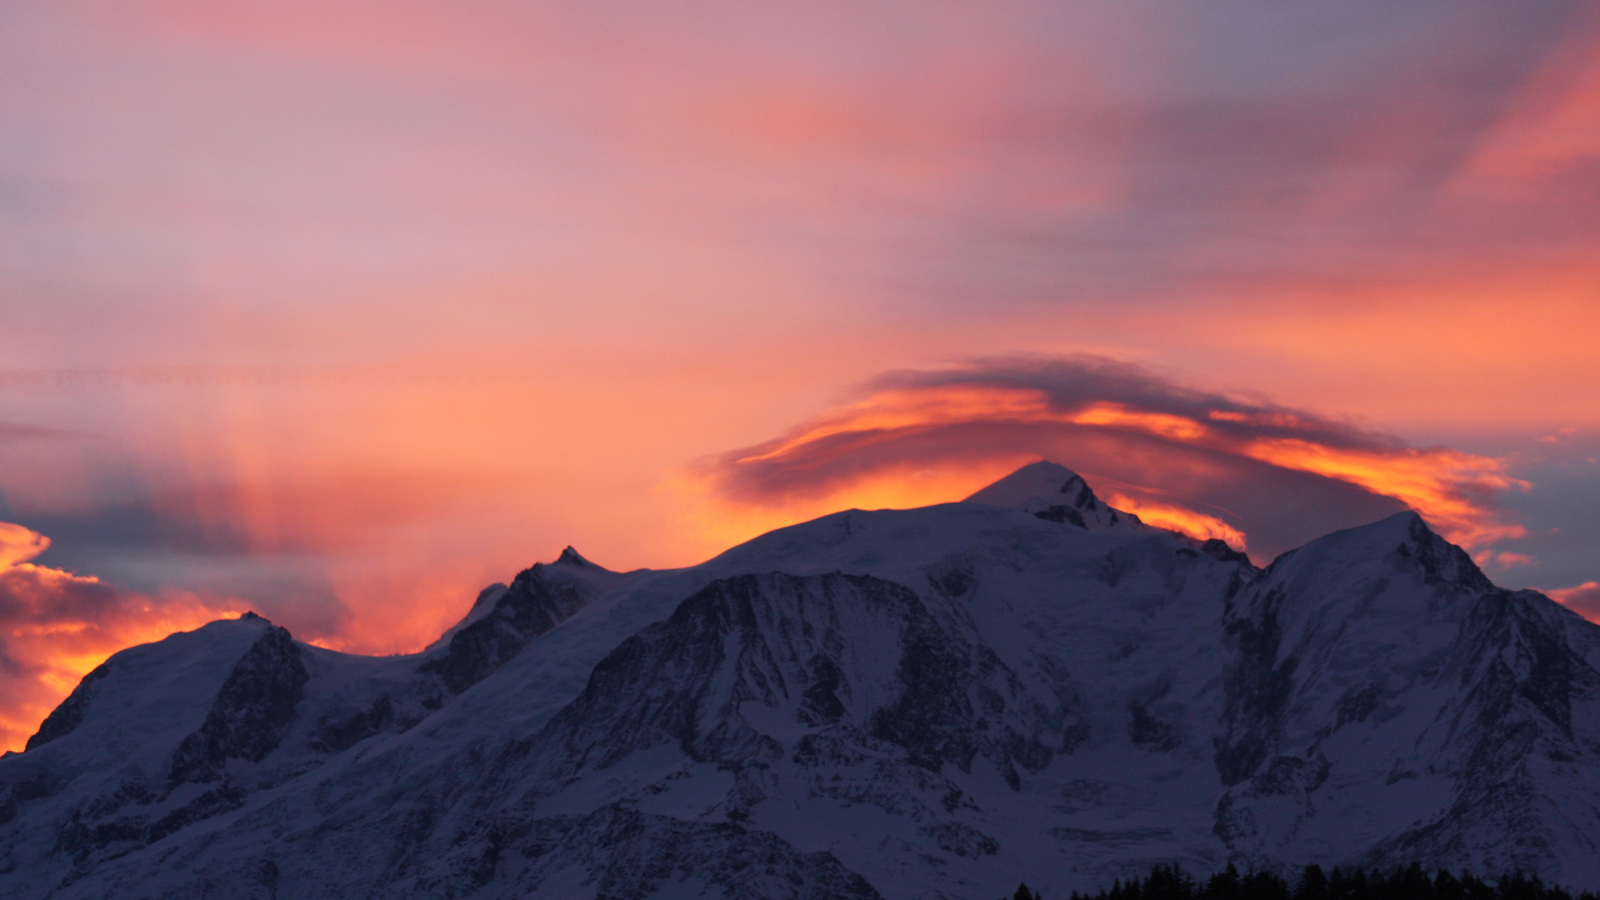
700,355,1527,561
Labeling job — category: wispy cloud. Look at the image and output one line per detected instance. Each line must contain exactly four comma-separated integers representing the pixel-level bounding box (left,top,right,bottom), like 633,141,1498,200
1547,581,1600,622
697,356,1528,559
0,421,87,441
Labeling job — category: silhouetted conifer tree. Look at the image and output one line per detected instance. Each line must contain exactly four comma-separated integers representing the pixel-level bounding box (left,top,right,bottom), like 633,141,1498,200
1297,864,1330,900
1146,864,1197,900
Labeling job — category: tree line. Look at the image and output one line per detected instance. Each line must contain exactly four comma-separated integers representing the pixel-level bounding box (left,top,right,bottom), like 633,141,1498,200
1004,863,1600,900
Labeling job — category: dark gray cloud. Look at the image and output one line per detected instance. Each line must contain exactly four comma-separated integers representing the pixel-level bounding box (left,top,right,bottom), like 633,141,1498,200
2,502,256,563
1492,431,1600,591
0,562,118,625
877,356,1398,450
0,505,347,641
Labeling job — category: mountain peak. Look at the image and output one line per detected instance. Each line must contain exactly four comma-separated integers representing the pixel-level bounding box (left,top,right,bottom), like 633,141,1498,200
963,460,1086,507
963,460,1147,533
1265,510,1493,594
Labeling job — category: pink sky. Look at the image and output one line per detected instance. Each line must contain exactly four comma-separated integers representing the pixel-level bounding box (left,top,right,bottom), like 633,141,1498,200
2,0,1599,751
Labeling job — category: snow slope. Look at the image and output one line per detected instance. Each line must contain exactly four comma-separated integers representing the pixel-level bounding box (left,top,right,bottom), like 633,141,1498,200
3,463,1598,899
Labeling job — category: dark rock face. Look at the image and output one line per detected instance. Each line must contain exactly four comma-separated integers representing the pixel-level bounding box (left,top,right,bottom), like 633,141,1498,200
25,665,110,752
1128,695,1181,752
50,783,251,870
1395,513,1494,594
420,562,590,694
312,696,400,755
1201,539,1251,566
168,625,309,788
1213,751,1330,845
393,804,883,900
1035,505,1089,527
0,770,57,827
308,556,609,757
534,573,887,770
533,572,1059,800
1032,474,1124,529
1214,590,1298,787
869,607,1053,789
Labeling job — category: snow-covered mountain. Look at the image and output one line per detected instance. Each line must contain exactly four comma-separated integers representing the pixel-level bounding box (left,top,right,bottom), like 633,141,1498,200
3,461,1599,900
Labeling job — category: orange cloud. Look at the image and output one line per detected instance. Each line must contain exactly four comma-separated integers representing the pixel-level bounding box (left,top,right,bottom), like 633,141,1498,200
1475,551,1537,571
0,522,51,568
0,522,240,753
1547,581,1600,624
1102,491,1248,549
733,386,1061,466
694,356,1527,560
1071,403,1209,442
1237,439,1529,548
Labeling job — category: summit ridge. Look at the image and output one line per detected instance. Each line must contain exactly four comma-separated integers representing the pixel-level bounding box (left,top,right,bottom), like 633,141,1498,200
963,460,1149,533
